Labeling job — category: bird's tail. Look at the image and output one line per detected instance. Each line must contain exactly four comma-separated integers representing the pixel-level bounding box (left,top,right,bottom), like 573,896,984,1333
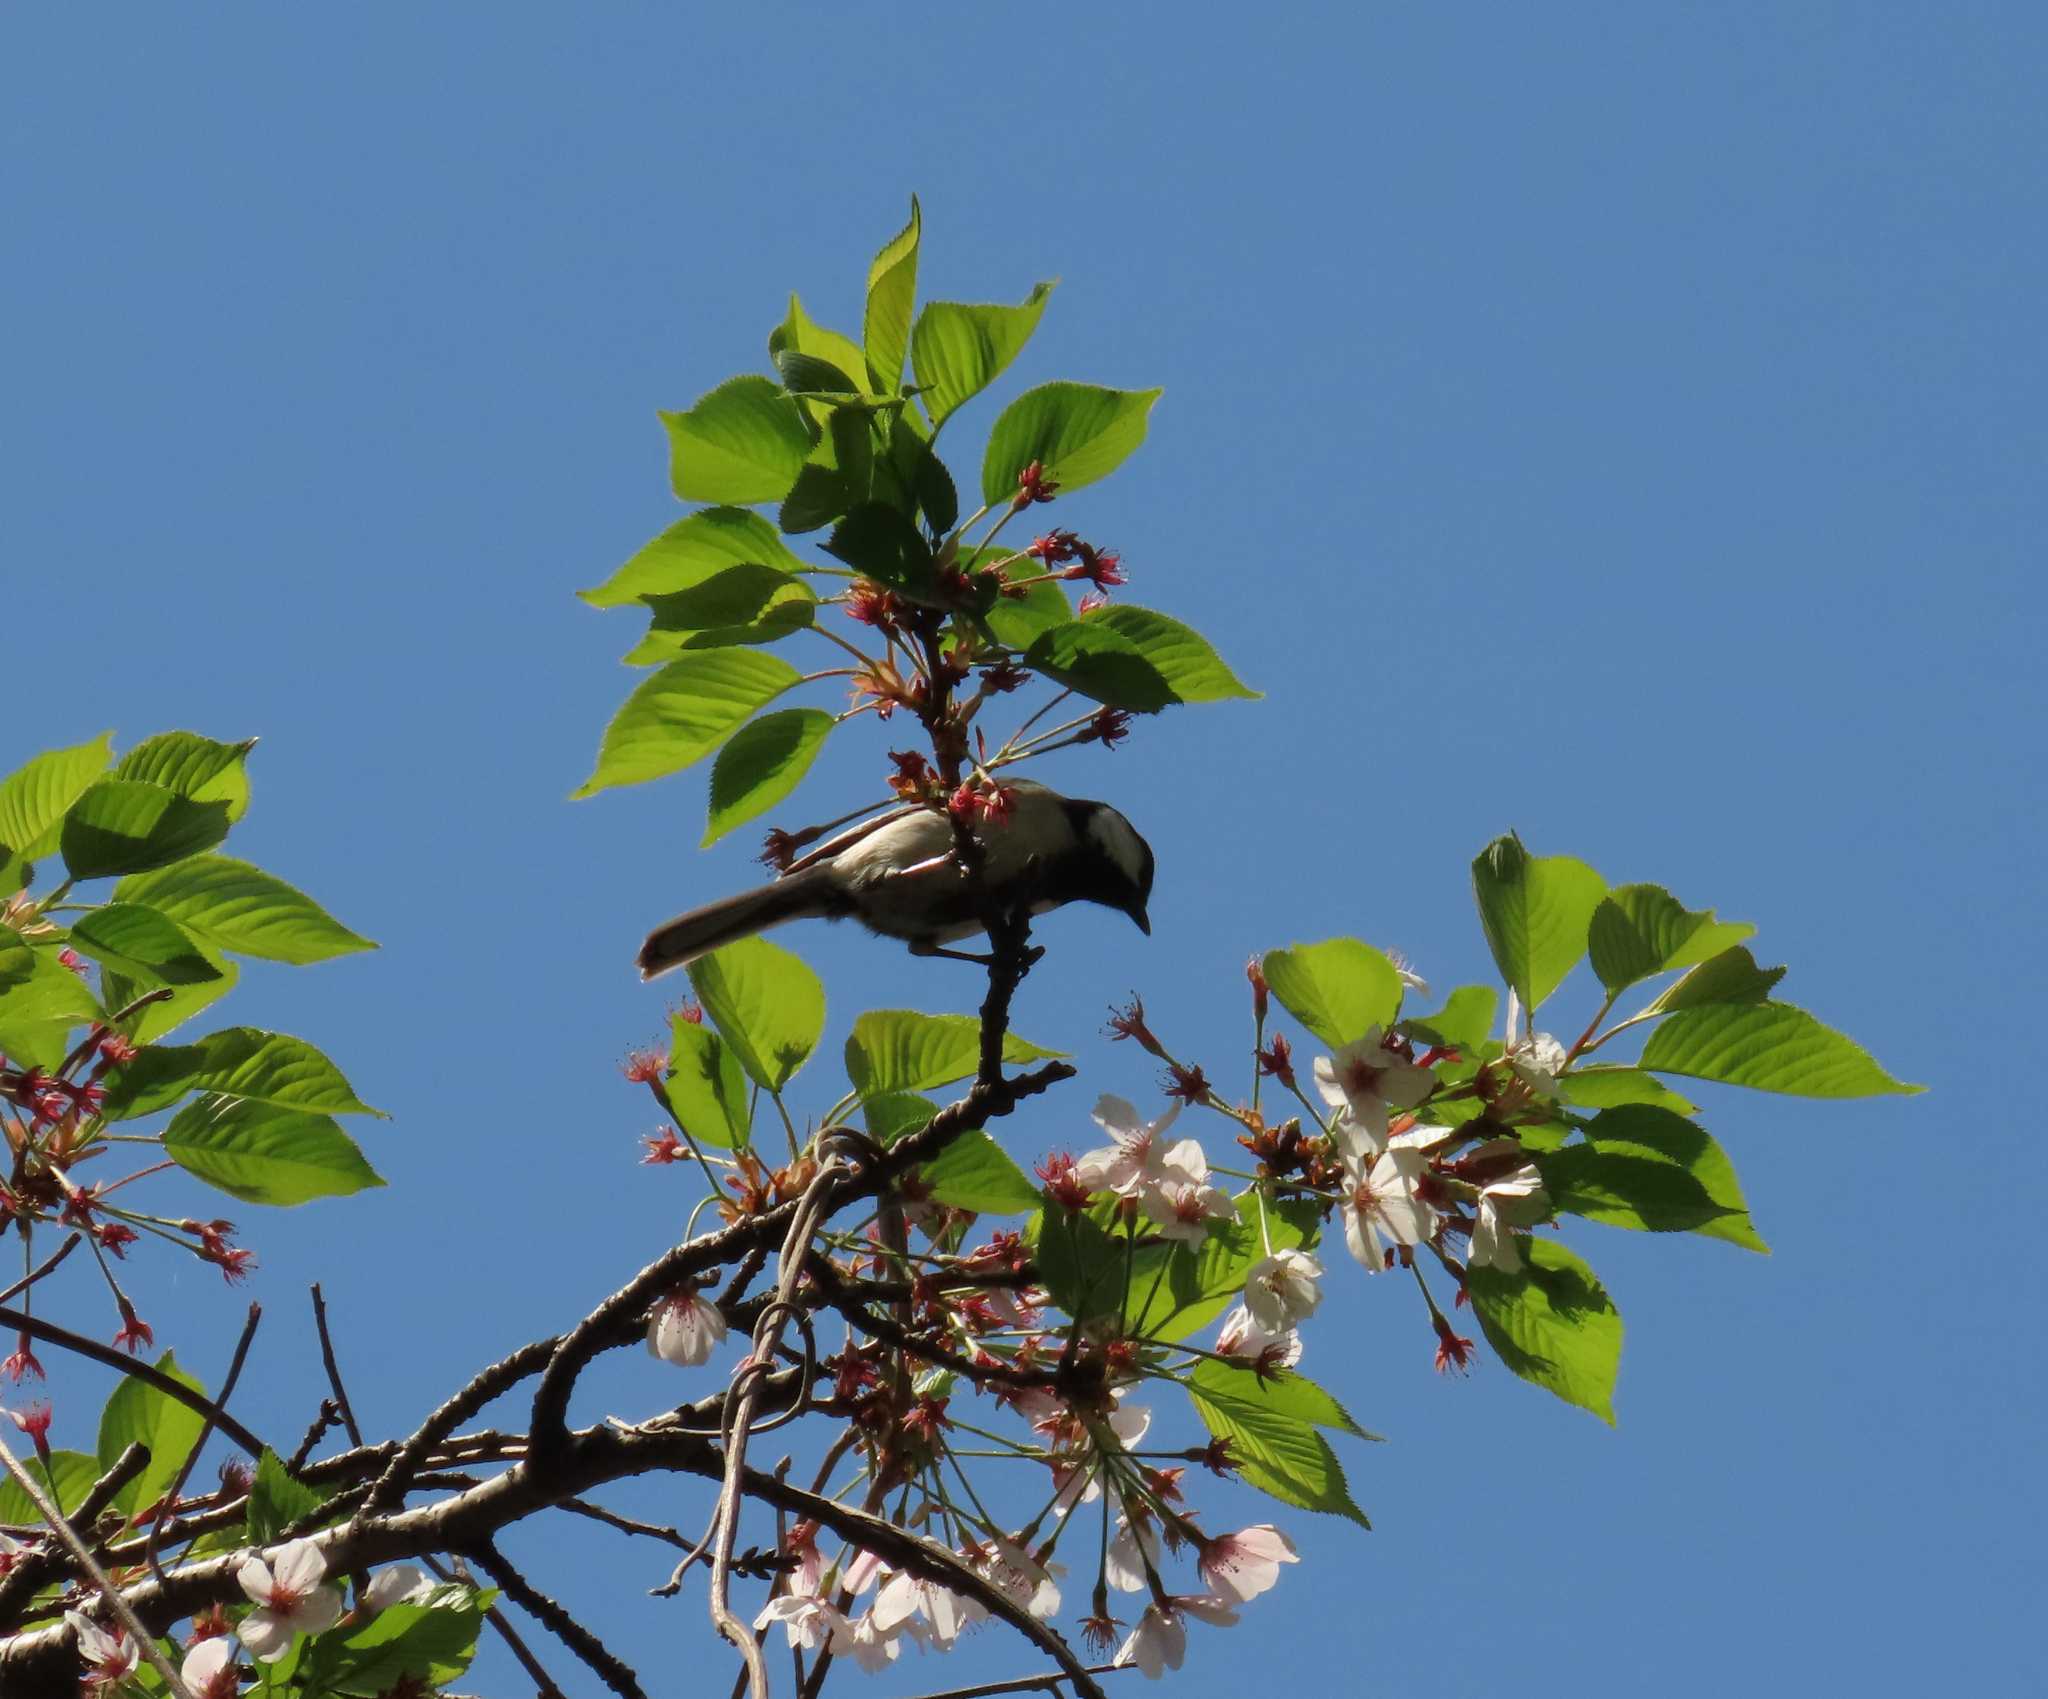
637,870,837,980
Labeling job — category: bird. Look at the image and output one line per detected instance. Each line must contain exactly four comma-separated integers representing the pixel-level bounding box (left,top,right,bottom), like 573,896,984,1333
637,779,1153,979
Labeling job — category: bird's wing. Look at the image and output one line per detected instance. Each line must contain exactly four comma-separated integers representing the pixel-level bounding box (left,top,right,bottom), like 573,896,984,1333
781,805,923,877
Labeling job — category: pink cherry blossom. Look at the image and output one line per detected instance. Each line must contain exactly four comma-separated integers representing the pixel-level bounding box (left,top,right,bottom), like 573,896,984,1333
182,1636,242,1699
236,1538,345,1660
1314,1028,1435,1154
1197,1524,1299,1601
1340,1140,1439,1268
646,1290,727,1366
753,1593,846,1651
65,1611,138,1689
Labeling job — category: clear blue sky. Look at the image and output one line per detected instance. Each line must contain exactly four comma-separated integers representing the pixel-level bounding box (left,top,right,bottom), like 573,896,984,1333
5,5,2041,1694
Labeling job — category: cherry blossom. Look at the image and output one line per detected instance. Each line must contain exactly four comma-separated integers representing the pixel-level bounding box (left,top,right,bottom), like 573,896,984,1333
1313,1028,1435,1154
874,1570,985,1648
236,1537,345,1660
1141,1173,1235,1244
1196,1524,1299,1602
1072,1094,1190,1198
976,1537,1063,1618
1215,1304,1303,1370
66,1611,137,1690
1243,1248,1324,1332
182,1636,242,1699
646,1290,726,1366
1503,989,1568,1098
1105,1514,1163,1593
1340,1139,1439,1268
1114,1595,1239,1679
1467,1162,1547,1273
362,1562,435,1611
829,1607,903,1672
755,1593,846,1651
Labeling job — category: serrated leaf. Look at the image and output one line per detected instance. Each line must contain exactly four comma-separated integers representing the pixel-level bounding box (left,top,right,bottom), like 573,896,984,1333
1261,938,1406,1049
321,1591,489,1695
624,596,816,663
863,197,921,396
980,381,1162,505
245,1447,331,1543
845,1010,1064,1098
1574,1103,1767,1252
1026,1204,1144,1325
1466,1239,1624,1423
822,503,937,598
770,293,871,397
0,946,104,1069
164,1096,385,1206
911,282,1055,428
920,1131,1041,1215
1024,605,1258,711
1556,1066,1697,1115
65,904,222,986
581,507,809,609
101,934,237,1049
663,1013,751,1150
61,780,233,880
113,854,374,964
0,732,113,862
573,651,800,798
0,1450,103,1523
1471,835,1606,1011
97,1350,208,1518
1638,1001,1920,1097
687,935,825,1093
1186,1371,1371,1526
100,1027,380,1121
1588,883,1755,996
660,375,813,505
1399,985,1498,1052
113,732,254,823
1188,1358,1380,1441
1537,1146,1738,1236
1644,945,1787,1015
704,709,835,847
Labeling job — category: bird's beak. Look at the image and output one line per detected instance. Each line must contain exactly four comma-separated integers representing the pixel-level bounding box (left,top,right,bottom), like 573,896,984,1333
1127,903,1151,936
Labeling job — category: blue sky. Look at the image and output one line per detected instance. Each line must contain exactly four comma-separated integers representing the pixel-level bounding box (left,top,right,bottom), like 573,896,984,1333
4,5,2041,1694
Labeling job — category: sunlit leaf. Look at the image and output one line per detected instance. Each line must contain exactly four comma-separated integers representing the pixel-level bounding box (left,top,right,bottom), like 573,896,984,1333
981,382,1162,505
1471,834,1606,1011
572,651,800,797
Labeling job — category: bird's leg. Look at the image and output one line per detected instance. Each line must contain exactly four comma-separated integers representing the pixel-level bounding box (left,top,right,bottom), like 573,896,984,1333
907,939,1001,967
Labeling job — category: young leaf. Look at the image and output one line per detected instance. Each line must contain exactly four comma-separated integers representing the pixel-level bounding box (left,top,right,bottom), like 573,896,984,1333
65,904,223,986
163,1096,385,1206
1400,985,1498,1052
822,503,937,598
844,1010,1064,1098
704,709,836,847
1643,945,1787,1014
61,780,233,880
1576,1103,1767,1252
318,1590,490,1695
114,854,375,964
910,282,1056,428
1471,834,1606,1012
1186,1371,1372,1527
100,1027,382,1121
687,935,826,1093
572,651,800,798
580,506,808,609
660,375,813,505
1024,606,1258,711
920,1131,1042,1215
245,1448,331,1543
1638,1001,1921,1097
1132,1193,1322,1343
0,732,113,862
1466,1239,1624,1423
1586,883,1755,996
770,293,870,397
113,732,255,823
863,196,921,396
1026,1205,1138,1325
97,1351,208,1517
639,564,814,633
1188,1358,1380,1441
1261,938,1405,1049
0,947,104,1069
980,382,1162,505
664,1014,751,1150
863,1091,941,1146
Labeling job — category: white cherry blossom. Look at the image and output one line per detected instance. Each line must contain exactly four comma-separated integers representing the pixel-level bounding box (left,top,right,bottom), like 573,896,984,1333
1197,1524,1299,1601
1115,1595,1239,1679
1243,1248,1323,1332
1340,1140,1439,1268
1141,1175,1236,1244
646,1290,726,1367
1104,1514,1162,1593
65,1611,138,1689
1468,1162,1547,1273
1313,1027,1435,1156
754,1593,846,1651
236,1538,344,1661
1215,1304,1303,1369
362,1562,435,1611
1074,1096,1185,1197
829,1607,903,1672
182,1637,242,1699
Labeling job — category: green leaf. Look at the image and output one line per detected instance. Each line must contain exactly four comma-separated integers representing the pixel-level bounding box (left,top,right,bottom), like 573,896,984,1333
980,382,1162,505
1588,883,1755,997
97,1351,208,1518
320,1591,489,1695
1643,945,1787,1015
101,935,237,1049
687,935,826,1093
64,904,223,986
245,1447,331,1543
663,1014,751,1150
844,1010,1064,1098
919,1131,1041,1215
101,1027,381,1122
1556,1066,1697,1115
863,1091,940,1146
1466,1239,1624,1423
61,780,233,880
573,651,800,798
911,283,1056,428
704,709,835,847
113,732,255,823
0,1450,102,1523
0,930,31,990
1023,605,1258,711
822,503,937,597
1571,1104,1767,1252
1538,1145,1737,1236
1188,1358,1380,1442
1399,985,1498,1052
770,293,871,396
863,196,921,396
1638,1001,1921,1097
639,563,814,633
1186,1368,1372,1526
981,563,1073,651
0,947,104,1069
1471,835,1606,1011
113,854,374,964
1262,939,1405,1049
1129,1193,1322,1344
625,596,816,663
0,732,113,863
163,1096,385,1206
581,506,809,609
660,375,813,505
883,410,958,535
1026,1205,1139,1325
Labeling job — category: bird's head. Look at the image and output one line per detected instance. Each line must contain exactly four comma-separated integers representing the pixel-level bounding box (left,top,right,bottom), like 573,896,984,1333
1076,800,1155,935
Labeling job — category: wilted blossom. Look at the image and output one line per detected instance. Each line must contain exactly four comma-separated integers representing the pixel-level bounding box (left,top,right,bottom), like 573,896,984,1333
1314,1028,1435,1155
1215,1305,1303,1371
65,1611,137,1689
182,1636,242,1699
1115,1595,1239,1680
1196,1525,1299,1601
646,1290,727,1366
362,1563,436,1611
1340,1137,1439,1269
236,1537,345,1660
1467,1162,1547,1273
1503,989,1568,1098
1243,1248,1323,1332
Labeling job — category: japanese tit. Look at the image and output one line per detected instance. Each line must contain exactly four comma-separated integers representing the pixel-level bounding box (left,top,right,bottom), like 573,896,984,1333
637,779,1154,979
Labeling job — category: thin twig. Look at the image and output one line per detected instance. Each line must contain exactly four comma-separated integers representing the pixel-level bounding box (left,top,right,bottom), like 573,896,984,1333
443,1554,569,1699
287,1400,344,1473
145,1301,260,1585
0,1235,79,1306
310,1284,365,1447
560,1497,691,1549
360,1335,556,1514
468,1540,649,1699
893,1664,1130,1699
